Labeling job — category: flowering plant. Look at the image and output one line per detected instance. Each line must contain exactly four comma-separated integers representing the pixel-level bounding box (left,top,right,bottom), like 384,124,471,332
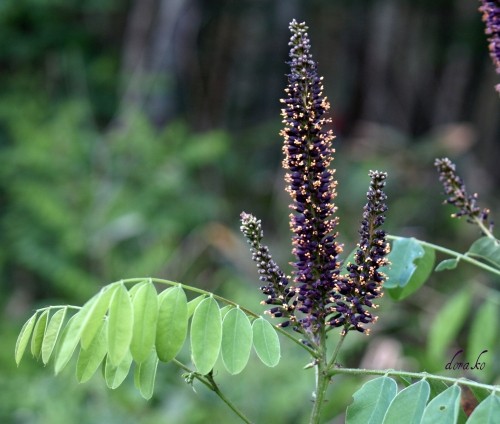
14,17,500,424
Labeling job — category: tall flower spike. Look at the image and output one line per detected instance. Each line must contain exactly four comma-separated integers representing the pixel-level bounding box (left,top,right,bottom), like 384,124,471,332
479,0,500,93
434,157,494,234
281,20,343,334
240,212,296,326
330,171,390,334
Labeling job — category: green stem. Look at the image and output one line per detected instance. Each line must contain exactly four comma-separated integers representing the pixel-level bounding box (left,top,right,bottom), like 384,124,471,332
172,359,254,424
474,216,496,241
387,235,500,278
327,329,348,370
121,277,317,357
328,367,500,393
309,329,329,424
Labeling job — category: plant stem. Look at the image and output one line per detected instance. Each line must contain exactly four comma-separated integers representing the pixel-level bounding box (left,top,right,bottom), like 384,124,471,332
474,216,496,240
309,329,329,424
327,329,348,370
387,235,500,278
172,359,254,424
328,367,500,392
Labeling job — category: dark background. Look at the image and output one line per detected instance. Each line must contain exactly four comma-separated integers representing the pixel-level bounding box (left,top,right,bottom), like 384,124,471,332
1,0,498,423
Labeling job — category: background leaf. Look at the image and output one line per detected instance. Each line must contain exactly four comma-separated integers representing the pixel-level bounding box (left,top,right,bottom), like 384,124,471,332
131,282,158,363
221,307,252,375
156,285,188,363
421,384,461,424
134,350,159,400
467,300,497,378
428,288,471,361
41,307,67,364
346,376,398,424
252,317,280,367
384,238,435,300
382,379,430,424
191,296,222,375
187,295,206,317
107,283,133,366
15,312,38,365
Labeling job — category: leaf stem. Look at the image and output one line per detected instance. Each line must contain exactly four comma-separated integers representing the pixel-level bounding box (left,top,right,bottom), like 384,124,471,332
328,367,500,393
387,235,500,278
171,359,254,424
309,329,329,424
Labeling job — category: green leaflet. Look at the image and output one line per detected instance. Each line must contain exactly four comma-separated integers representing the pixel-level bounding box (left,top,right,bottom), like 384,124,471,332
187,295,206,317
428,288,471,361
221,307,252,375
191,296,222,375
219,304,233,319
128,280,148,300
467,394,500,424
384,238,435,300
252,317,280,367
435,258,459,272
134,350,159,400
80,285,117,349
156,285,188,363
107,283,134,366
467,301,497,379
467,237,500,269
41,307,67,364
131,282,159,363
421,384,461,424
31,309,49,359
346,376,397,424
104,351,133,389
54,311,86,375
15,312,38,366
76,320,108,383
382,380,430,424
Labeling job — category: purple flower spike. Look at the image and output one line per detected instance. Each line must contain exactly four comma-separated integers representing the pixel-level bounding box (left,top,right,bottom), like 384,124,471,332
281,20,343,334
479,0,500,93
330,171,390,335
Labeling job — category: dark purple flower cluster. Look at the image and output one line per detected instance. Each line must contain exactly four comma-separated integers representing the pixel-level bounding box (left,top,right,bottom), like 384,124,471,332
479,0,500,93
280,20,343,333
435,157,493,233
330,171,390,334
241,20,389,340
240,212,296,325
